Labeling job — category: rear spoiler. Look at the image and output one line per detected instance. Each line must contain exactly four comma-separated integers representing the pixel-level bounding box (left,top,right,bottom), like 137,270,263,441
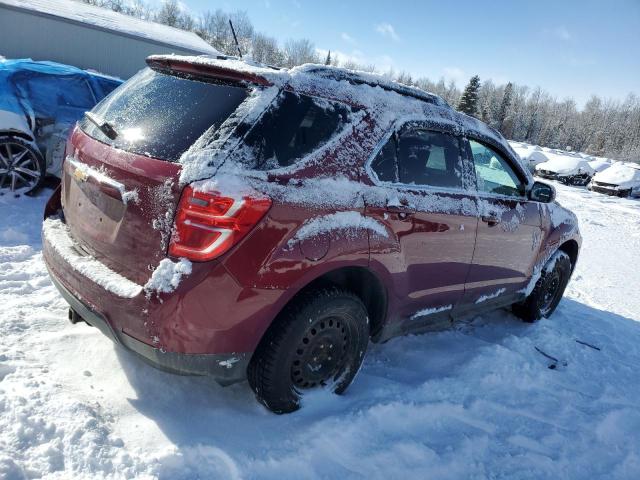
146,56,273,87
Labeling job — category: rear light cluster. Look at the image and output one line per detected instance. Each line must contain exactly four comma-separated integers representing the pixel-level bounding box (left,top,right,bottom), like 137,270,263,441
169,185,272,262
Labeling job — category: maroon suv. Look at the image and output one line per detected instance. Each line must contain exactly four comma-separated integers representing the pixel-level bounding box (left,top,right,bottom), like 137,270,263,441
43,55,581,413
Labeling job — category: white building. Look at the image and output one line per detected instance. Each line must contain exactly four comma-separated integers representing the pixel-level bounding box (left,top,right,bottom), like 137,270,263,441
0,0,220,79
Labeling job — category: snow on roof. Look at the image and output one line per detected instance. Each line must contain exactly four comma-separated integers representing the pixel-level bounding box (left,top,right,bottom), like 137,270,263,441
155,55,524,186
0,0,220,55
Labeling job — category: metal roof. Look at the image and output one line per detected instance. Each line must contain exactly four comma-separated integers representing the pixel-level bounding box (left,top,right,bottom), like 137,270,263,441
0,0,220,55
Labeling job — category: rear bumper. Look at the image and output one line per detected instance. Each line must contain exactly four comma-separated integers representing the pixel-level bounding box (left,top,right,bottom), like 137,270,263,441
41,186,289,384
48,267,249,384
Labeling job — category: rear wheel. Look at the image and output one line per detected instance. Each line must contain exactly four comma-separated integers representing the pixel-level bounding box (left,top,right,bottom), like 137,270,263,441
513,251,571,323
248,288,369,414
0,137,45,195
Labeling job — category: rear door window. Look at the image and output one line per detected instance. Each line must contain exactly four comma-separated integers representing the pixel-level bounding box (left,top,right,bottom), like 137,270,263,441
79,68,248,162
371,128,464,189
239,91,352,170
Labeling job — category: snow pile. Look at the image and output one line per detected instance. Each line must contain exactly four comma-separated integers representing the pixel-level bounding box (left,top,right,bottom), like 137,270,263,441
42,218,143,298
290,211,387,246
144,258,192,295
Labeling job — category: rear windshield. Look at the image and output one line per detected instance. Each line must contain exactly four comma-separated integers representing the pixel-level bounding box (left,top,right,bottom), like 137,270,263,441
79,68,247,162
236,91,353,170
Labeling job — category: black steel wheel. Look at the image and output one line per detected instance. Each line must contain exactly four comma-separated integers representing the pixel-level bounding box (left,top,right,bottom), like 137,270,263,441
0,137,45,195
513,250,572,323
248,288,369,414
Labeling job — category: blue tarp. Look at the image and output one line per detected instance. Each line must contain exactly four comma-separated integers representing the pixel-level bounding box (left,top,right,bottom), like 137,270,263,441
0,58,122,128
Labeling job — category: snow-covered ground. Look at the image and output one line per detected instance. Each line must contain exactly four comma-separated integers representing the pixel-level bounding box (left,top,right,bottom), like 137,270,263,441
1,183,639,479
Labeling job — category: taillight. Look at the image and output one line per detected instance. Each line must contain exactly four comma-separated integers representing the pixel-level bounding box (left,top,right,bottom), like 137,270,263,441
169,185,271,262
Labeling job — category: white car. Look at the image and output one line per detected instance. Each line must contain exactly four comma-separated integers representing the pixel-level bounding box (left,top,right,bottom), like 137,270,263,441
588,157,612,173
588,162,640,197
534,152,596,186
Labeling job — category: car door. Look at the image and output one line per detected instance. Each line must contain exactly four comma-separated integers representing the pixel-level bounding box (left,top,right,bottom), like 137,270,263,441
366,125,479,331
461,138,543,306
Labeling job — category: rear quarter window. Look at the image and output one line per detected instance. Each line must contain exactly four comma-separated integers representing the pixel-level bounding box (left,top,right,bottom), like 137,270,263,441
79,68,248,162
237,91,353,170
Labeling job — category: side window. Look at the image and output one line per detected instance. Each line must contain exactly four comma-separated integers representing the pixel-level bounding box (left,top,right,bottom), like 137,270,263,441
242,91,352,170
469,140,524,197
397,130,463,188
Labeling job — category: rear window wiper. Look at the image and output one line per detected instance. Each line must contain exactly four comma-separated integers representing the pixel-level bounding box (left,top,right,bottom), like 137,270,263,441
84,112,118,140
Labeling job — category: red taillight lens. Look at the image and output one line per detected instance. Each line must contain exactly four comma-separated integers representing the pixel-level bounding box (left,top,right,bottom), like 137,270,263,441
169,185,271,262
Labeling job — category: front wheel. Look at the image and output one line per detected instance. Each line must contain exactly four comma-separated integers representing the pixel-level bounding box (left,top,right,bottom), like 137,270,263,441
248,288,369,414
0,137,46,195
513,250,572,323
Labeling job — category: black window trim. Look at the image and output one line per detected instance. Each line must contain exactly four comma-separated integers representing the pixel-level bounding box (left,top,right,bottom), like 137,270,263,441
365,120,475,194
463,136,530,200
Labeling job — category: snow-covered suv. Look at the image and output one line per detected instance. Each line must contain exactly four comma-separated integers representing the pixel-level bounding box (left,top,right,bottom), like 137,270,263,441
42,55,582,413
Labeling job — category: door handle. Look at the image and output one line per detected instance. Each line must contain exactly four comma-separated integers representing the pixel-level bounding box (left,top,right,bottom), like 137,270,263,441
481,215,501,227
386,205,414,219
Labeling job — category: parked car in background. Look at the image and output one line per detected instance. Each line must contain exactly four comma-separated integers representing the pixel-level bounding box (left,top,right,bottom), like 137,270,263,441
43,55,581,413
534,152,596,186
0,59,121,194
588,162,640,197
588,157,612,173
508,141,544,173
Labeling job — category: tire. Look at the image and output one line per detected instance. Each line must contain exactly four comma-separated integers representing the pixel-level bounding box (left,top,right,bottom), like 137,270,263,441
0,137,46,195
248,288,369,414
513,251,572,323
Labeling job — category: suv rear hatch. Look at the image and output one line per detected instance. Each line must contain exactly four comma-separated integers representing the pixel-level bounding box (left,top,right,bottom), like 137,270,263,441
62,66,250,285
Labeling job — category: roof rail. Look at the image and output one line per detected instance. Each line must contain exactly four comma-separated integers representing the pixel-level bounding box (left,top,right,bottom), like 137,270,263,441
300,65,448,107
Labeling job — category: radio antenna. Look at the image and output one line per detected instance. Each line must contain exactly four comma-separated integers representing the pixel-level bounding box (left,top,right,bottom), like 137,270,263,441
229,20,243,58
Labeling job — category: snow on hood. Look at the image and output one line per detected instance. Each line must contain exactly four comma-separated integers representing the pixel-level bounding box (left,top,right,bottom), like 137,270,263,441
594,162,640,187
535,153,595,175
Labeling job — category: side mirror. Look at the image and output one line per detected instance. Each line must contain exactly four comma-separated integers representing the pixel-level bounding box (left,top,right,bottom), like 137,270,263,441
529,181,555,203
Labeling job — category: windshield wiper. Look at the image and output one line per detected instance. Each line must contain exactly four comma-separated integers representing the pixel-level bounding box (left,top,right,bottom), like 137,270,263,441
84,112,118,140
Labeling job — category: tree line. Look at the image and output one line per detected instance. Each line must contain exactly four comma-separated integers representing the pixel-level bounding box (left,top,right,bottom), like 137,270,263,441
81,0,640,162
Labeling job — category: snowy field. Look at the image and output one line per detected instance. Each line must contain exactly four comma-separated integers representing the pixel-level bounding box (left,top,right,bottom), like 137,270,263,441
1,182,639,479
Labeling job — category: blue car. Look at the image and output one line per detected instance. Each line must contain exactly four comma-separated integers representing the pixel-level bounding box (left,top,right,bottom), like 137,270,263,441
0,59,122,194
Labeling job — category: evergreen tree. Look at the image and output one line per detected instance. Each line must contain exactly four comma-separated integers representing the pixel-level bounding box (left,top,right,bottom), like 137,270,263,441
496,82,513,131
324,50,331,66
457,75,481,117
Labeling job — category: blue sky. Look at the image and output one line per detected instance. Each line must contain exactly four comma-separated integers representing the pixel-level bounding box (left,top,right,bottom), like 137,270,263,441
181,0,639,106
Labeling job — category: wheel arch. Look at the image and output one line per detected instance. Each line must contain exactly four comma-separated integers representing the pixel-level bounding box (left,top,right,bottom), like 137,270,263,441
261,265,389,344
0,130,36,143
558,239,579,271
